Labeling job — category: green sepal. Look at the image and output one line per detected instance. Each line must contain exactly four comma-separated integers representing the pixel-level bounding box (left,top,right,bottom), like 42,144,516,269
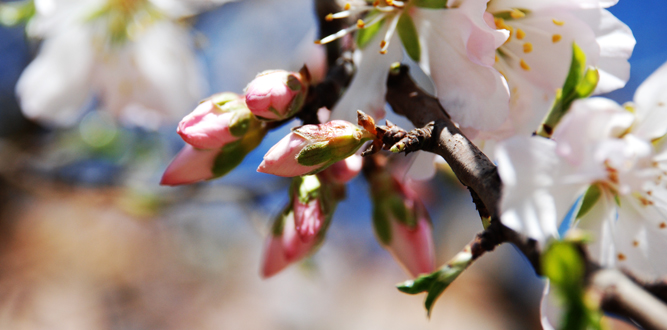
292,175,322,204
411,0,447,8
296,141,331,166
211,124,267,179
576,67,599,99
397,251,473,316
0,0,35,26
210,92,240,107
576,184,601,219
397,12,420,62
229,110,254,137
372,201,392,245
286,74,302,91
356,12,385,49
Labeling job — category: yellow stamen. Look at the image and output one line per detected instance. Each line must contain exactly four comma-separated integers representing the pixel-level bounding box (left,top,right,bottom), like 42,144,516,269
357,19,365,28
519,59,530,71
552,19,564,26
325,13,333,21
495,54,499,63
380,40,387,48
373,0,380,6
523,42,533,53
344,3,351,10
552,34,562,43
516,28,525,40
510,9,525,19
386,0,394,5
617,253,626,261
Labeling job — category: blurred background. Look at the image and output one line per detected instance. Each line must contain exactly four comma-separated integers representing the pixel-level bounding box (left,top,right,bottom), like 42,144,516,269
0,0,664,329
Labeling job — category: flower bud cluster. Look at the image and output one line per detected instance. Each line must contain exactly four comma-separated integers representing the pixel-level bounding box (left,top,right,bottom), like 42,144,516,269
161,92,264,186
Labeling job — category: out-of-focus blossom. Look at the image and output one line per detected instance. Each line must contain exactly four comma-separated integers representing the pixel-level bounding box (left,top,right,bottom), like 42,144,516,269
368,168,435,278
245,68,310,121
257,120,374,177
16,0,233,128
496,61,667,280
318,154,363,184
177,93,253,150
261,175,338,278
475,0,634,141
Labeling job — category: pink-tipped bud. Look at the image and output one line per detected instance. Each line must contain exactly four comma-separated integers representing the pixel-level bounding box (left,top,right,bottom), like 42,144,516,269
245,68,310,121
261,209,318,278
291,175,334,242
160,144,219,186
385,205,436,278
177,94,253,150
370,173,436,278
257,120,373,177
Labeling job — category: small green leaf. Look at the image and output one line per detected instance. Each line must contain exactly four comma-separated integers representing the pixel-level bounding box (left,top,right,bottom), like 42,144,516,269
396,251,473,316
211,142,245,178
576,184,601,219
229,110,253,137
576,67,599,99
561,43,586,97
543,241,584,291
396,12,420,62
411,0,448,8
356,13,385,49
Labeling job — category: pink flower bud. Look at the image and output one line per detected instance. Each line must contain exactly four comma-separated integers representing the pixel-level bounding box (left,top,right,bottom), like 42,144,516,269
160,144,218,186
370,172,436,278
257,120,373,177
177,95,253,150
261,210,318,278
245,69,309,121
385,206,436,278
293,198,324,243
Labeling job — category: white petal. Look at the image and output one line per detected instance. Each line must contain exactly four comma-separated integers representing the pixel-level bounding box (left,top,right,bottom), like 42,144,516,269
496,136,585,244
414,7,510,131
539,280,559,330
633,60,667,140
572,9,635,94
330,27,402,124
16,25,94,127
552,97,634,167
149,0,235,18
575,190,618,268
487,0,614,12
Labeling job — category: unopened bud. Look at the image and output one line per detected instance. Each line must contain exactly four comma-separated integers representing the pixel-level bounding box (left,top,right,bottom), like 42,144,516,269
245,67,310,121
292,175,336,242
371,174,435,277
177,93,254,150
261,208,319,278
257,120,374,177
160,144,219,186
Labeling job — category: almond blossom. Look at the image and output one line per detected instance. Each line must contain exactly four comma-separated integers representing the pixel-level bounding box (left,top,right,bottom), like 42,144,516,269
16,0,232,128
323,0,510,132
473,0,634,141
496,60,667,280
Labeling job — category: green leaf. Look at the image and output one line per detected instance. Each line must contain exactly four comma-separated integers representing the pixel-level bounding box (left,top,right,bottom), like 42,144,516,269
411,0,447,8
561,43,587,98
536,43,599,138
576,68,599,98
396,251,473,316
543,241,584,291
356,14,385,49
576,185,601,219
396,12,420,62
0,0,35,26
